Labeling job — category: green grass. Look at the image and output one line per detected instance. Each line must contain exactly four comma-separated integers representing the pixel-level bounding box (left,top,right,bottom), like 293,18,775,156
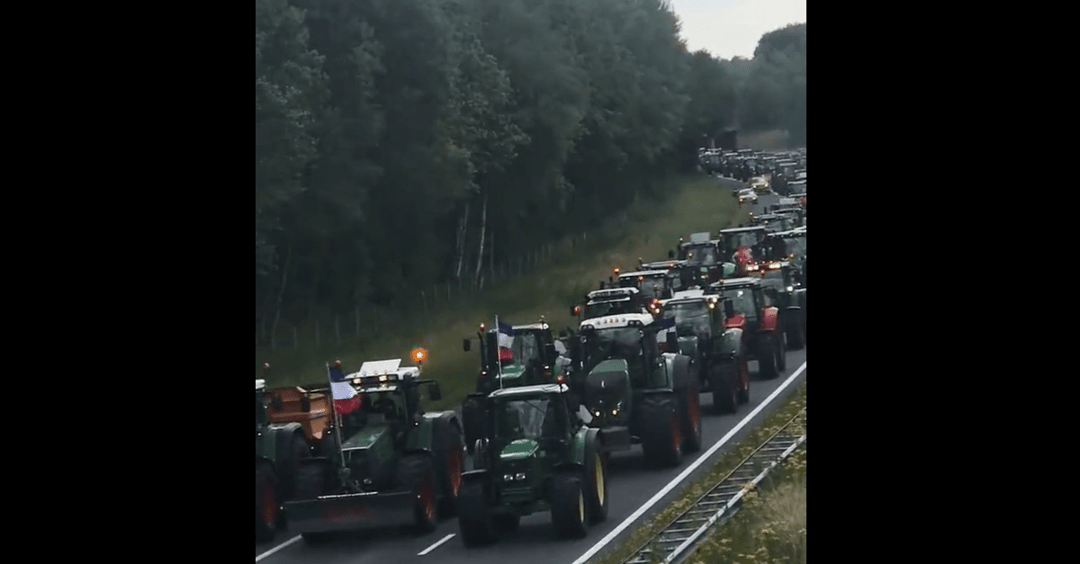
255,173,750,412
589,379,807,564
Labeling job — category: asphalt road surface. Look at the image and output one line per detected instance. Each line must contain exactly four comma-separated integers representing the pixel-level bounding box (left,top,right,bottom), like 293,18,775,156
256,174,807,564
256,354,808,564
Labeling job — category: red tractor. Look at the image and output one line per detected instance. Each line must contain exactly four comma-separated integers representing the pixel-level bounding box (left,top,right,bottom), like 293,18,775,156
704,278,786,380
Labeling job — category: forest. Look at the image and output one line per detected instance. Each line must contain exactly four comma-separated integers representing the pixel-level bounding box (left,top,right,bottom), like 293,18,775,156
255,0,806,341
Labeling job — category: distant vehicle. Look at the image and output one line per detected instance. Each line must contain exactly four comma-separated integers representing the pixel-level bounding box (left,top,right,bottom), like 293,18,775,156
738,188,757,204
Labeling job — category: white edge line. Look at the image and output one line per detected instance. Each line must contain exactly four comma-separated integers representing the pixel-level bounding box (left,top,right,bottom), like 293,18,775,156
570,361,807,564
417,533,455,556
255,535,301,562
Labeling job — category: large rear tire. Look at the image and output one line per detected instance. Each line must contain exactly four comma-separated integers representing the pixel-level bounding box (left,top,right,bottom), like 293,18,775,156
397,455,438,534
551,474,589,539
434,419,465,518
293,461,335,545
459,481,498,547
640,394,682,468
256,463,277,543
756,335,780,380
710,361,739,415
584,434,608,523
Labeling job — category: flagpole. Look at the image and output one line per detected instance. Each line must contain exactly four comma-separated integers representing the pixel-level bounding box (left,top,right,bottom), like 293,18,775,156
496,315,503,390
326,362,346,471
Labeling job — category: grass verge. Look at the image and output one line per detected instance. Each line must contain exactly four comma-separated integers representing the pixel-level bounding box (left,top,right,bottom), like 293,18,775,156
589,379,806,564
256,173,750,412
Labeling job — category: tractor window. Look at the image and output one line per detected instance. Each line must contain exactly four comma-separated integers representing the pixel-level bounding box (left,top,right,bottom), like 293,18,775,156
668,301,712,338
498,398,551,441
512,332,541,366
686,245,719,267
723,289,758,320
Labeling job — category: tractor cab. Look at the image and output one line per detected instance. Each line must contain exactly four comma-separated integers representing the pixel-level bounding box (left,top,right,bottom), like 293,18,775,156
571,287,655,322
749,213,799,234
617,269,676,301
716,226,769,275
674,232,724,286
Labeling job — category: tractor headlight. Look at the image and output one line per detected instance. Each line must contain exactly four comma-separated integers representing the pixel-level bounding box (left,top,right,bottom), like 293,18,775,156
787,286,794,292
503,474,514,482
515,472,527,481
594,410,602,418
611,409,618,417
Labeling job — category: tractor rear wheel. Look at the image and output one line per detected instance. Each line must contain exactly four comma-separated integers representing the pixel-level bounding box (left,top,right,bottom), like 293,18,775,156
737,355,751,405
710,362,738,415
786,311,805,350
673,355,702,454
551,474,589,539
397,455,438,533
255,463,277,543
640,394,682,468
293,461,334,545
756,335,780,380
584,434,608,523
459,481,497,547
434,419,465,518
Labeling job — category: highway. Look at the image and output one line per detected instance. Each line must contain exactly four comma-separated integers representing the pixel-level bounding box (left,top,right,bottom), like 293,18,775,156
256,176,806,564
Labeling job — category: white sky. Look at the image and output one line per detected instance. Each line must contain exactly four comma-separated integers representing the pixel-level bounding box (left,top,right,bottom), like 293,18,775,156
668,0,806,61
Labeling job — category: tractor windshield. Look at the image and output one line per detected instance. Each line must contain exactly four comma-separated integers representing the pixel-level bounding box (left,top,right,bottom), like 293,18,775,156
584,299,634,320
511,332,542,366
624,275,667,299
583,327,642,365
666,301,712,337
720,232,764,256
685,244,719,266
496,397,552,441
720,288,757,317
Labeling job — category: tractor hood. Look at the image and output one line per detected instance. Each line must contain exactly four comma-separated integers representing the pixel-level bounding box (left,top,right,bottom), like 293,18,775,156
497,364,525,383
586,359,630,407
499,438,540,462
340,424,390,451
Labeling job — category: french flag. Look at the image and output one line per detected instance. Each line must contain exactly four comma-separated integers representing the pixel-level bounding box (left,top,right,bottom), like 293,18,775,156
328,362,362,416
498,321,514,361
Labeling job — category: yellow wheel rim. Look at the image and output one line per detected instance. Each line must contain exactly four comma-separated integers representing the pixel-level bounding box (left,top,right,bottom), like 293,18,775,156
595,454,605,506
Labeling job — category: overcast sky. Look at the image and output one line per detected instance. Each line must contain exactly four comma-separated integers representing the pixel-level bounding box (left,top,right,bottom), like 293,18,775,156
668,0,806,61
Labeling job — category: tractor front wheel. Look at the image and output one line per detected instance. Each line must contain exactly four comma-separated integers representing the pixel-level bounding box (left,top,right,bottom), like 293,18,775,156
710,362,739,415
641,394,682,468
459,481,498,547
756,335,780,380
551,474,589,539
584,435,608,523
398,455,438,533
293,461,335,545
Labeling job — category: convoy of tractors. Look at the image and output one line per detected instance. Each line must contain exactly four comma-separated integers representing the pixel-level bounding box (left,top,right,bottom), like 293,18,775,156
256,147,806,549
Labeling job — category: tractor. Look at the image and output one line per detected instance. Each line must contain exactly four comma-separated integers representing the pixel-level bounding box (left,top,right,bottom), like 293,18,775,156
461,321,569,452
673,232,729,285
715,226,771,275
750,260,806,350
657,293,751,414
256,376,317,543
283,357,465,545
615,268,679,301
570,286,658,323
704,278,787,380
565,313,702,468
457,382,608,546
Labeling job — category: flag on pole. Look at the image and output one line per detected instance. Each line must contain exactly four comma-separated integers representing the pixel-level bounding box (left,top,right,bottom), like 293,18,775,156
329,362,362,415
497,320,514,361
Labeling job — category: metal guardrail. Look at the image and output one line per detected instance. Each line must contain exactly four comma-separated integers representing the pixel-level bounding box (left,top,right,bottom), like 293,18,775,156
622,408,806,564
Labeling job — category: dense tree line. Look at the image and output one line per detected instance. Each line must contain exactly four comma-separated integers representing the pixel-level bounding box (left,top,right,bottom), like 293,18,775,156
255,0,805,335
737,23,806,144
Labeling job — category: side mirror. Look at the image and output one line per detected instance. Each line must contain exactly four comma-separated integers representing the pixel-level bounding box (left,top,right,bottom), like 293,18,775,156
463,338,471,352
666,330,678,351
724,299,735,319
428,382,443,402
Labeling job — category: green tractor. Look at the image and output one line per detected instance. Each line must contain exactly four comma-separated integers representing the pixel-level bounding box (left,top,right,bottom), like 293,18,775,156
461,320,568,453
283,358,465,545
457,383,608,546
567,313,702,468
256,376,314,543
657,293,751,415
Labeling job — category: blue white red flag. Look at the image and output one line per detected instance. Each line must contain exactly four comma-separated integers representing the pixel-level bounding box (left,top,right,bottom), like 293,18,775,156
328,362,361,415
